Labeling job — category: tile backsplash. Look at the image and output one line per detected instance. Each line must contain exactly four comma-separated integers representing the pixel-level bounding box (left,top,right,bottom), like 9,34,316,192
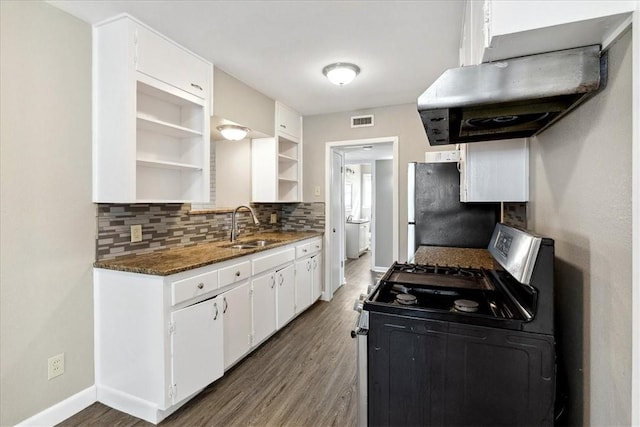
502,202,527,229
96,202,325,261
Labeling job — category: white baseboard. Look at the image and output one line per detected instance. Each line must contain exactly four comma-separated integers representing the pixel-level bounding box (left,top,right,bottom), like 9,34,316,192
16,386,96,427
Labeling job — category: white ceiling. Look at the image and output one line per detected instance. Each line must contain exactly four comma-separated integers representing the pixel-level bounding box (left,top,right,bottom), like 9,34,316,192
342,142,394,164
48,0,465,116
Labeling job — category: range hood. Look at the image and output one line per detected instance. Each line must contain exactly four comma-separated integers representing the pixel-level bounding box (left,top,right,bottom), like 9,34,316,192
417,45,607,145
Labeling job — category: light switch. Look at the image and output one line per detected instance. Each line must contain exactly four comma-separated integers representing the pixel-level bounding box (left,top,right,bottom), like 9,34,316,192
314,186,321,196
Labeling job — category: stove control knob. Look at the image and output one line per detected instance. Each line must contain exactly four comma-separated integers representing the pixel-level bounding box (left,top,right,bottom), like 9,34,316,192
353,299,363,313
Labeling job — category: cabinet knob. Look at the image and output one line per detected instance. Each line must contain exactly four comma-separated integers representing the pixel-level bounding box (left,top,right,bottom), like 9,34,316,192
190,83,203,91
235,271,241,277
197,282,204,290
303,248,307,253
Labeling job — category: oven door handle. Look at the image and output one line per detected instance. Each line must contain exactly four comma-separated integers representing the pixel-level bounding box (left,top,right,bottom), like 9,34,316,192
351,310,370,338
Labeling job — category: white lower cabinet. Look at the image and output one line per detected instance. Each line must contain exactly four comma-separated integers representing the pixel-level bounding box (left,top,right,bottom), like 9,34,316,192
94,236,322,424
221,282,251,370
170,296,223,404
276,263,296,328
295,258,313,313
252,271,277,346
311,253,323,302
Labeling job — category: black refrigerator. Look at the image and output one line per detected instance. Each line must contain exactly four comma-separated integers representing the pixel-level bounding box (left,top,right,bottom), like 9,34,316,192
408,161,500,259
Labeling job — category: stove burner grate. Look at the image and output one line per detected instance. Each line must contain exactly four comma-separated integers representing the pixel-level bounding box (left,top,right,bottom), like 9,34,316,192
396,293,417,306
453,299,480,313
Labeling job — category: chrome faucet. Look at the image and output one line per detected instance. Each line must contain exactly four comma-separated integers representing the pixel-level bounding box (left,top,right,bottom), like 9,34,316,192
230,205,260,242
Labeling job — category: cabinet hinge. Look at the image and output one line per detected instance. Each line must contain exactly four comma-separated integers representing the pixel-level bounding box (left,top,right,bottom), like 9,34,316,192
168,384,177,399
168,322,176,335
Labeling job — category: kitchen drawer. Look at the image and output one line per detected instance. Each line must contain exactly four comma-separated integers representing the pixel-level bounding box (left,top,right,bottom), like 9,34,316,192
171,269,218,306
253,248,295,276
309,239,322,254
135,23,210,99
219,260,251,287
296,242,312,258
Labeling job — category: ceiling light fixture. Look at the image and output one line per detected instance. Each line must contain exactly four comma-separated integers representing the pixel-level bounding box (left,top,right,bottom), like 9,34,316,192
322,62,360,86
217,124,250,141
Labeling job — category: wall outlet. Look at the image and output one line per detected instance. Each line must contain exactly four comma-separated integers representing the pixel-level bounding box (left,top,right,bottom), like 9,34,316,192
131,224,142,243
48,353,65,380
270,213,277,224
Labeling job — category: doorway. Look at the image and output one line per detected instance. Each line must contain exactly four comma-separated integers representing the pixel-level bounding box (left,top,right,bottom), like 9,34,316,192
324,137,399,300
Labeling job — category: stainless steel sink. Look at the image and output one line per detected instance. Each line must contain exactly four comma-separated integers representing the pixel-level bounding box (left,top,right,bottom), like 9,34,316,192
222,239,279,250
243,239,279,246
225,244,258,250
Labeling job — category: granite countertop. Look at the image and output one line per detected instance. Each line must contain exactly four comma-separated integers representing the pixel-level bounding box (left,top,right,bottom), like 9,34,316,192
413,246,495,269
94,231,323,276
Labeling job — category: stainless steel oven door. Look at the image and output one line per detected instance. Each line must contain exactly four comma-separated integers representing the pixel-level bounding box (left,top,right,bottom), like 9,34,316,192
352,310,369,427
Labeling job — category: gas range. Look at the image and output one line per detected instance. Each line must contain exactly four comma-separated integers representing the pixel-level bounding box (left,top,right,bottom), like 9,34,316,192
353,223,558,426
363,224,555,335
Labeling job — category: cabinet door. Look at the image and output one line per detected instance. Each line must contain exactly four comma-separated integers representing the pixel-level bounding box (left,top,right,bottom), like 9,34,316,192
135,23,210,99
276,264,296,329
358,223,369,253
222,282,252,370
460,139,528,202
252,271,277,346
170,296,223,404
311,254,323,302
295,258,312,313
276,102,301,142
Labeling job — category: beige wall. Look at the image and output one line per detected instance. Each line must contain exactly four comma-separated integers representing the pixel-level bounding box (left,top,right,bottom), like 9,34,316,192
303,104,455,261
0,1,95,425
529,31,632,426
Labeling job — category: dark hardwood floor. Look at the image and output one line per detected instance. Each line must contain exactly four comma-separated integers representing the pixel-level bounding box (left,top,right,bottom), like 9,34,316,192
60,251,380,426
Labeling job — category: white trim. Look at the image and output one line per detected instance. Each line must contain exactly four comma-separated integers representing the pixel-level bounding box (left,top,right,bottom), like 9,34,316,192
15,386,96,427
632,3,640,426
324,136,399,300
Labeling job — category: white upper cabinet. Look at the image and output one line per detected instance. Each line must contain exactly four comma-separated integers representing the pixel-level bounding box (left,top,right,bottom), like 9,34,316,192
251,102,303,203
459,139,529,203
461,0,635,65
93,15,213,203
275,101,302,142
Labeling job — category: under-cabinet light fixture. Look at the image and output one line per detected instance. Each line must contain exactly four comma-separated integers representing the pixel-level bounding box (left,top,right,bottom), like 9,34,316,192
217,124,250,141
322,62,360,86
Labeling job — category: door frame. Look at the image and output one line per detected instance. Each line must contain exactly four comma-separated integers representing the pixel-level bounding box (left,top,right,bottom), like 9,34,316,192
324,136,399,300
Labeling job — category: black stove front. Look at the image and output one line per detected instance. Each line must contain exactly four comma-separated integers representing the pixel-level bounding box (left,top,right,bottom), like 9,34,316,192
360,225,557,427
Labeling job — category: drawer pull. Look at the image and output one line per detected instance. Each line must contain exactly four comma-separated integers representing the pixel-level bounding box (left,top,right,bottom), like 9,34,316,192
280,124,287,129
303,248,307,253
190,83,203,91
213,302,219,320
235,271,241,277
197,282,204,290
223,297,228,314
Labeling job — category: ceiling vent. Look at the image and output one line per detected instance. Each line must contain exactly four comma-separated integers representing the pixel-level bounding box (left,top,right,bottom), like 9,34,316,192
351,114,374,128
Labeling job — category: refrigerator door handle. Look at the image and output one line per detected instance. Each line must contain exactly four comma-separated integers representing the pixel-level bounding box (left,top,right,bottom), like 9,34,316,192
407,223,416,263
